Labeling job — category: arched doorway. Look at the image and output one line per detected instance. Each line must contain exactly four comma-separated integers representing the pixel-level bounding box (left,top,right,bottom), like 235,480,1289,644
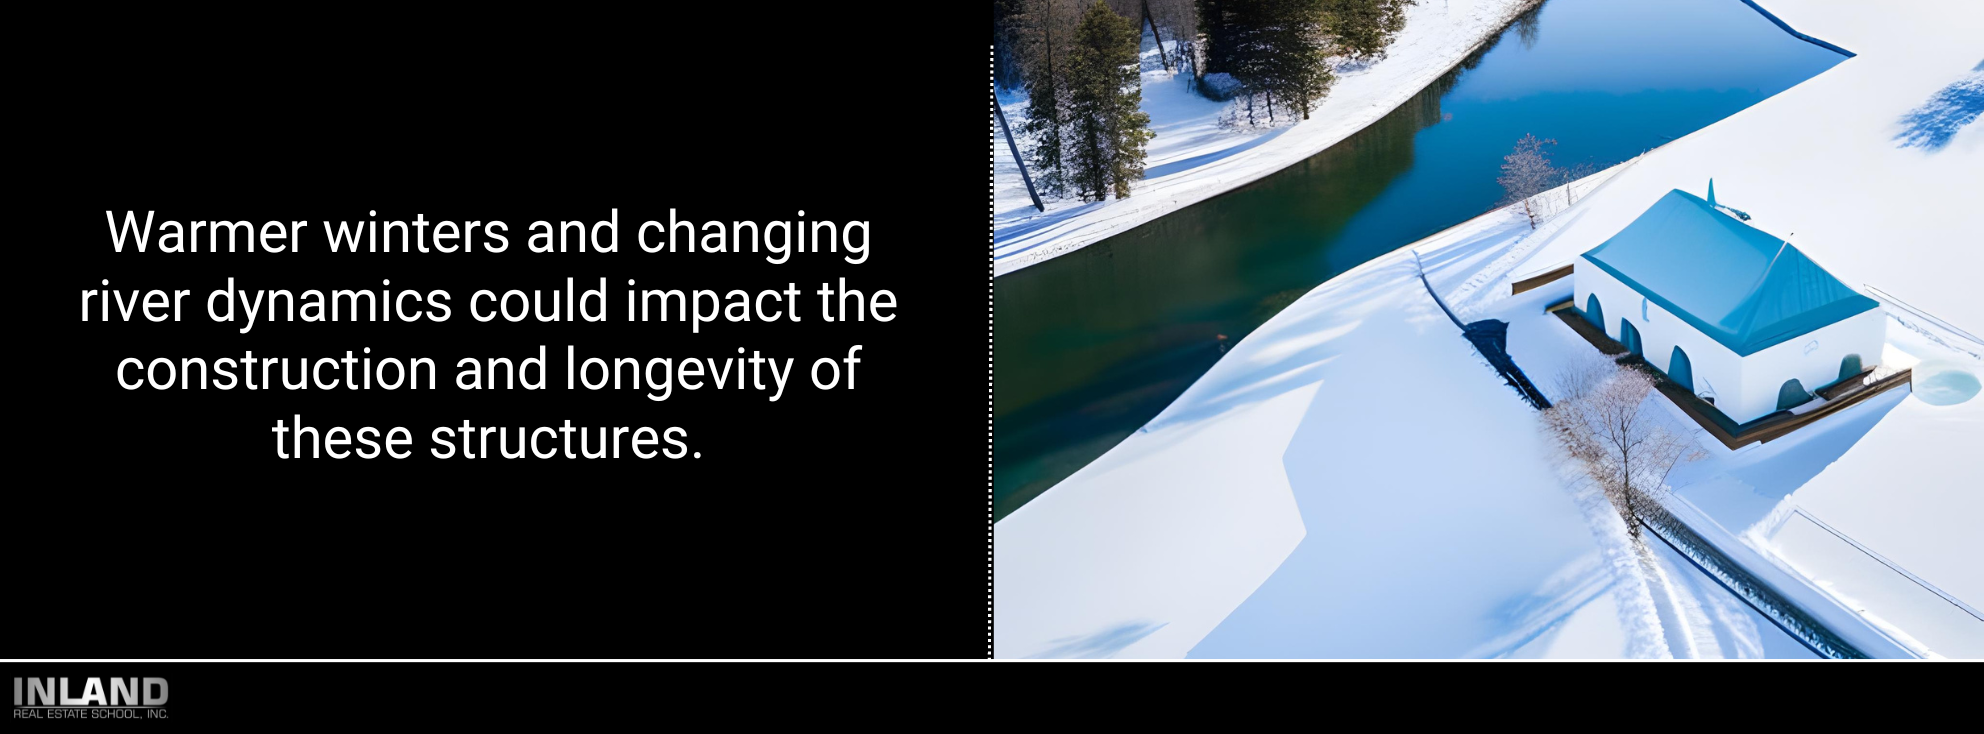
1669,346,1693,393
1777,378,1811,411
1839,353,1863,383
1586,294,1604,330
1620,319,1642,356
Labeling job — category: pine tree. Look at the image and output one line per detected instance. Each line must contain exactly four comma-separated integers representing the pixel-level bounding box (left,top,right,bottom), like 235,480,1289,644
1323,0,1412,60
1066,0,1153,201
1229,1,1271,122
1197,0,1270,87
1258,0,1332,121
993,0,1026,90
1203,0,1331,125
1197,0,1270,120
1018,0,1076,197
1195,0,1235,75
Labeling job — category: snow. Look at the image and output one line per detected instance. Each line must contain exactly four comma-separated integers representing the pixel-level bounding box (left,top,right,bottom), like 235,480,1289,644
993,0,1983,658
1185,279,1608,658
997,196,1830,657
1502,584,1628,658
1486,265,1836,659
998,205,1664,658
1642,532,1821,658
996,163,1838,657
992,0,1539,276
1756,510,1983,657
1503,0,1984,337
1481,0,1984,657
1757,379,1984,657
1892,66,1982,151
990,377,1312,658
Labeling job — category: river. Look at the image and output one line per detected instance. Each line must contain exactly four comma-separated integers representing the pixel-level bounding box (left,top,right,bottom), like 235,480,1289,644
993,0,1845,520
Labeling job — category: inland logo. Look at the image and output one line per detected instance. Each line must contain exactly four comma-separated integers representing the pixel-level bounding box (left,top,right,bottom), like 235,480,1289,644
13,678,169,720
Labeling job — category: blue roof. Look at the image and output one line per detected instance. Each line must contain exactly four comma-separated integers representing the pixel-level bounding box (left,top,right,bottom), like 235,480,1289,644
1581,189,1877,356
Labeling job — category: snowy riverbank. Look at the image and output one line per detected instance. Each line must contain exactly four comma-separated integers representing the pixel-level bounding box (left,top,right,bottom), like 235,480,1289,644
993,0,1983,658
994,187,1791,658
991,0,1539,276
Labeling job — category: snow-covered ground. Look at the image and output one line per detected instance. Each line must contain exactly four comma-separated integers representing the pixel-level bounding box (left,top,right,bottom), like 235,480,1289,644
992,0,1538,276
996,193,1792,657
1501,1,1984,336
994,1,1982,658
994,208,1591,657
1486,0,1984,656
1763,361,1983,657
1649,313,1983,657
1505,260,1933,659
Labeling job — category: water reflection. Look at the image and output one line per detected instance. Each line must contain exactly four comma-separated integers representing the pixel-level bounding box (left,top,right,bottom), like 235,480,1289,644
992,0,1845,519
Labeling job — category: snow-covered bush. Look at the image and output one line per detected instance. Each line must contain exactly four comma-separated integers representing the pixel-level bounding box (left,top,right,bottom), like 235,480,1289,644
1198,72,1244,101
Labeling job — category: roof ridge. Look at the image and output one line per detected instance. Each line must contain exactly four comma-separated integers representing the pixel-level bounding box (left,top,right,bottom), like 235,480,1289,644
1723,238,1793,333
1581,188,1878,356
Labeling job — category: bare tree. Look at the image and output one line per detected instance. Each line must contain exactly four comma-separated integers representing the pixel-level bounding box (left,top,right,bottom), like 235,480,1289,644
1543,358,1704,540
994,89,1046,211
1148,0,1198,79
1551,349,1611,403
1017,0,1083,199
1497,133,1560,229
1140,0,1172,71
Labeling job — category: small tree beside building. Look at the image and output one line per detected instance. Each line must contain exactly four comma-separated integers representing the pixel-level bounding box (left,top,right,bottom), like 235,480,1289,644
1498,133,1561,228
1543,354,1704,541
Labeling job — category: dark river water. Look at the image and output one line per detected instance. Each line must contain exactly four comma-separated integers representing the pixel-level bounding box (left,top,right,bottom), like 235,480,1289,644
992,0,1845,520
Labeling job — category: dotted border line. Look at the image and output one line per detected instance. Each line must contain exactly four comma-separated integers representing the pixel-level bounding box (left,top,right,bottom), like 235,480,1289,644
987,44,996,660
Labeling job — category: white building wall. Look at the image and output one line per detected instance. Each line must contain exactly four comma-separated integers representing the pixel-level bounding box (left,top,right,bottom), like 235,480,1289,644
1636,292,1744,409
1732,307,1887,423
1572,260,1637,344
1572,262,1883,425
1574,262,1742,408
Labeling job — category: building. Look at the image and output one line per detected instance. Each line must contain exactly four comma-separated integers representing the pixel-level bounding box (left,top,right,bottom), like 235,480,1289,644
1574,184,1885,425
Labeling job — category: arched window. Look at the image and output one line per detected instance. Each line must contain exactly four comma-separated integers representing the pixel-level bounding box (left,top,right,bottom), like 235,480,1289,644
1839,353,1863,383
1586,294,1604,331
1620,319,1642,356
1669,346,1693,393
1777,378,1812,411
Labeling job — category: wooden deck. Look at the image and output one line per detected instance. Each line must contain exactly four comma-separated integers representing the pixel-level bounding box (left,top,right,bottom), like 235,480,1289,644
1548,301,1911,450
1510,263,1574,296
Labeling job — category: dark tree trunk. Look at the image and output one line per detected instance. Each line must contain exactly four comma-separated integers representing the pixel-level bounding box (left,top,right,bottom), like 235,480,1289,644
1142,1,1171,71
993,89,1044,212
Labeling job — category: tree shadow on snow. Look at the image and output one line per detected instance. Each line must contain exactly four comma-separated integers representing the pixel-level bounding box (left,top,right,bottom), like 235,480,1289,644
1142,127,1289,180
992,200,1106,248
1027,621,1168,659
1892,65,1983,151
1667,388,1908,533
